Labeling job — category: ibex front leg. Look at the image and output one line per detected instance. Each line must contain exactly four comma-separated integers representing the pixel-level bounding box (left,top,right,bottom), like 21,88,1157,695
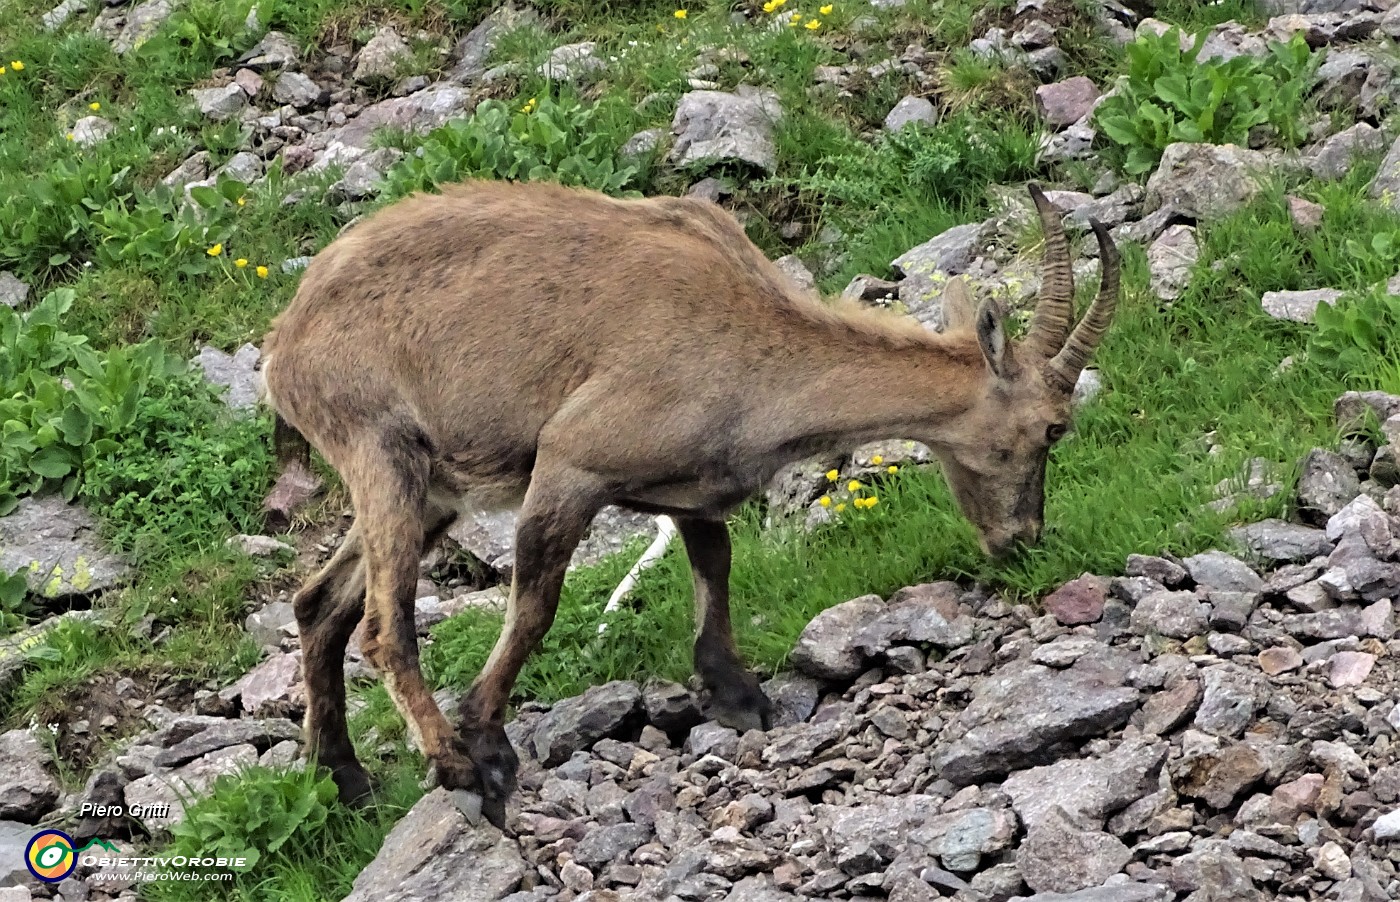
458,466,602,827
676,517,773,732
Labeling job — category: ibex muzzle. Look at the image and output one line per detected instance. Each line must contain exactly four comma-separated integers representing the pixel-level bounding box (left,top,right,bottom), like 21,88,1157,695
259,179,1119,823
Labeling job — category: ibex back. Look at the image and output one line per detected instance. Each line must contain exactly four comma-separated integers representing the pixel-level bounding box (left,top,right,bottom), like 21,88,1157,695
259,178,1120,825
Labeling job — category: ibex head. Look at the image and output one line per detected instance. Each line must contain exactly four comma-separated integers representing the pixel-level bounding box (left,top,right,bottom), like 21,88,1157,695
930,185,1120,559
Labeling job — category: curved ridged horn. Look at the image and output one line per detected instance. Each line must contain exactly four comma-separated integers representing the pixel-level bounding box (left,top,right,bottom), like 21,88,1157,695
1023,183,1076,363
1045,218,1120,391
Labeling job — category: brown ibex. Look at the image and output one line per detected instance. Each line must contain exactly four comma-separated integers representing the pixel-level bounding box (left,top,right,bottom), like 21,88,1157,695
259,179,1119,825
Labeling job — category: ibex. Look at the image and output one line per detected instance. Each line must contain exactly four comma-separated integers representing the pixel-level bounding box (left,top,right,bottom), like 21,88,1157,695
259,179,1119,826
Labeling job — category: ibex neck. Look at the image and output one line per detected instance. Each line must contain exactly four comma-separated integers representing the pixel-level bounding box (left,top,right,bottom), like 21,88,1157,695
756,325,987,463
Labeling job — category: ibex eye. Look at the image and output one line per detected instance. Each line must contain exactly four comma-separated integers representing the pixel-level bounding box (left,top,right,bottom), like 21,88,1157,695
1047,424,1068,442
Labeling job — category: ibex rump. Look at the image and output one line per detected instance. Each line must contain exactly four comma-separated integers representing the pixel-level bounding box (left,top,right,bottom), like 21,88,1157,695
259,179,1119,825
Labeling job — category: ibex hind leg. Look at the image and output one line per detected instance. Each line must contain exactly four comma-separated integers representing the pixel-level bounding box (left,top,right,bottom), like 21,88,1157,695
294,502,460,806
676,517,774,733
346,428,486,808
295,523,374,805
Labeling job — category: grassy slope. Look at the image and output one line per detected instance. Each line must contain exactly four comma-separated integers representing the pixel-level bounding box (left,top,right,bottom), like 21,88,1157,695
1,1,1397,899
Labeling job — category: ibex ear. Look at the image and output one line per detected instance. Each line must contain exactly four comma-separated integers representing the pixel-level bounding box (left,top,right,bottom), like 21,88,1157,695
975,298,1009,379
940,276,977,332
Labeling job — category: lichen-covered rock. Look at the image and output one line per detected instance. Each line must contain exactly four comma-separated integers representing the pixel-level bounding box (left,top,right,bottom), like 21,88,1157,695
0,496,131,598
670,87,782,174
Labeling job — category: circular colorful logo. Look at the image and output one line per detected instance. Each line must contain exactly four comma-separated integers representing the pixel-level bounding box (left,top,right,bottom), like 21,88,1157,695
25,829,77,883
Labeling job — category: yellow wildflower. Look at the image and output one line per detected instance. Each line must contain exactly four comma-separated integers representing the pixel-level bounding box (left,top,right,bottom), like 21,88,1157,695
66,133,74,141
237,196,246,207
847,480,861,492
520,97,538,113
791,10,802,19
89,101,100,111
0,65,7,74
10,61,23,71
805,18,820,29
206,243,223,257
826,469,839,482
866,496,879,508
234,258,248,268
887,465,898,474
818,495,831,508
820,2,833,12
871,454,883,465
835,502,846,512
674,8,687,18
256,265,269,278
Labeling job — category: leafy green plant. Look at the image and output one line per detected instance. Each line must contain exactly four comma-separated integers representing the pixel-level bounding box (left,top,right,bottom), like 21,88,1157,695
381,96,640,198
0,289,169,515
0,569,32,632
0,157,132,280
161,766,337,872
1309,286,1400,376
94,178,246,277
1093,27,1318,175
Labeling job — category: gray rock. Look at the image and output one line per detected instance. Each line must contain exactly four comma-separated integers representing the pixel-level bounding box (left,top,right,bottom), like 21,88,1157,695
0,731,58,822
108,0,173,54
152,717,301,768
1371,134,1400,211
1008,885,1173,902
538,42,605,83
1145,143,1275,222
1130,590,1208,639
451,5,542,83
125,743,259,829
353,26,412,82
191,83,247,121
789,594,885,680
163,151,212,189
1168,840,1262,902
239,31,300,71
245,601,296,648
42,0,87,31
531,681,642,766
1017,806,1132,894
0,496,131,598
341,788,528,901
761,673,822,727
1146,224,1198,301
273,71,324,109
0,272,28,308
642,679,700,733
0,819,37,886
216,151,263,185
1183,550,1264,593
447,506,656,581
1194,668,1263,738
1262,287,1343,323
313,85,474,171
1035,76,1100,127
1173,741,1268,808
890,220,991,330
670,87,783,174
1228,519,1333,562
1308,122,1387,181
1004,737,1167,830
884,95,937,132
194,343,262,411
773,255,816,295
620,128,664,160
329,147,402,201
1126,554,1189,587
854,582,976,654
933,658,1139,784
228,651,303,715
1299,448,1362,523
1328,531,1400,602
1335,390,1400,434
71,115,113,147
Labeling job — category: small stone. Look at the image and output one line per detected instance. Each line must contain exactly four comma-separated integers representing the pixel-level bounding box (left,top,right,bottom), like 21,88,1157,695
884,95,937,132
1034,76,1100,127
1327,651,1375,688
1043,574,1108,625
1261,288,1343,323
1258,646,1303,675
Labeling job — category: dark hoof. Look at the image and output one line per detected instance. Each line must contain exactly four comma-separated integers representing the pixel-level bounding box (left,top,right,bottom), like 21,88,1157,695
330,760,375,807
464,727,519,830
706,681,774,733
